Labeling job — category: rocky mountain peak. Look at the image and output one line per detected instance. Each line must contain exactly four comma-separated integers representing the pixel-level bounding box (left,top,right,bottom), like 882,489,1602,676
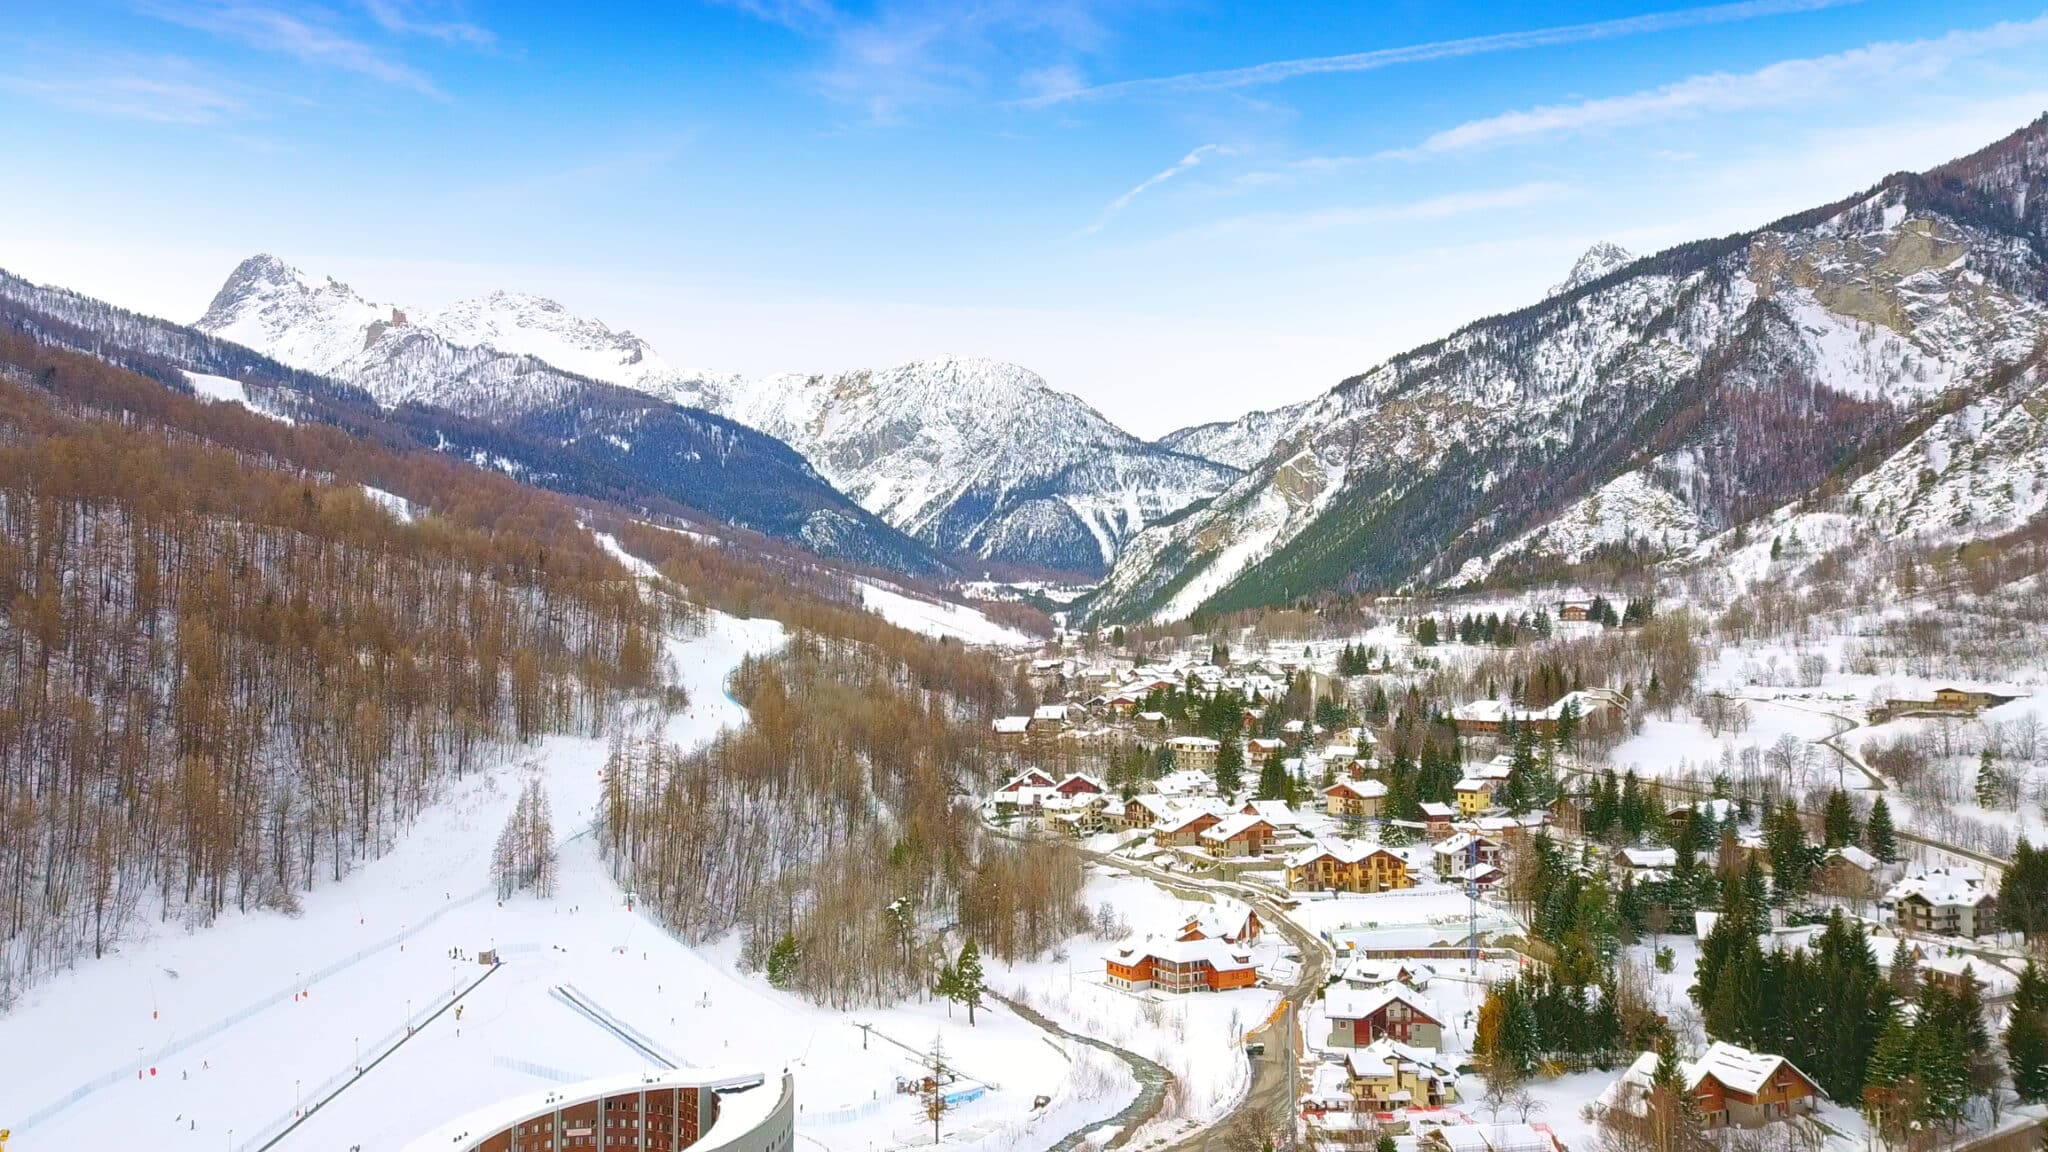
1548,242,1635,297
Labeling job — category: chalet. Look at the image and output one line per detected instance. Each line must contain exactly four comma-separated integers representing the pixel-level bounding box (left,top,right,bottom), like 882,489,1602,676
1053,772,1107,799
1923,952,2021,1002
1432,832,1502,880
1167,735,1221,773
1339,957,1434,990
1343,1038,1460,1108
1248,737,1287,759
1883,866,1997,938
1453,778,1492,818
1418,803,1458,837
1324,779,1388,821
1118,794,1179,831
1239,799,1301,829
1155,808,1225,848
1602,1042,1822,1129
1104,936,1259,994
1180,898,1263,944
1620,847,1678,881
1285,841,1412,894
1201,814,1278,858
1558,600,1595,622
1134,710,1169,730
1817,845,1888,896
1323,982,1443,1048
991,716,1032,743
1028,704,1074,735
1321,744,1361,767
1450,688,1625,738
996,768,1056,793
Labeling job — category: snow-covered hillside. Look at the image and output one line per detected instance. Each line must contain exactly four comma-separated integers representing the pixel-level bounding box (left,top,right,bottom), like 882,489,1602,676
1091,117,2048,623
1155,399,1312,471
0,611,1108,1152
194,260,1238,576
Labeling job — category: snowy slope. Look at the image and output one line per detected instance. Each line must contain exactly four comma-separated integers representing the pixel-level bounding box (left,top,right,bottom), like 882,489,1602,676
854,578,1036,646
195,258,1236,576
0,611,1099,1152
1091,118,2048,622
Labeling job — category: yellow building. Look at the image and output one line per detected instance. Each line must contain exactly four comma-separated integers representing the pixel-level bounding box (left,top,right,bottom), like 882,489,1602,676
1453,778,1491,818
1285,841,1412,894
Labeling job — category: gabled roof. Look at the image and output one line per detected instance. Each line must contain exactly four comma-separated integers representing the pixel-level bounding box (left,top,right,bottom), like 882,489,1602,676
992,716,1032,734
1453,777,1492,793
1105,934,1256,972
1885,866,1993,908
1613,1041,1821,1100
1418,802,1457,819
1621,847,1678,869
1240,799,1300,825
1056,772,1106,792
1326,779,1389,800
1201,813,1276,842
1324,981,1441,1026
1287,838,1403,869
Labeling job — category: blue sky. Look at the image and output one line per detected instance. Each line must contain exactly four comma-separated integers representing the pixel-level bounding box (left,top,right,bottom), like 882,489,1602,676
4,1,2048,434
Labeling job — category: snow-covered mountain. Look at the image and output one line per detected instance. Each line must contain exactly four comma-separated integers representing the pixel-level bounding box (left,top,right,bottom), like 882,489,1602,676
2,259,942,574
705,357,1238,573
196,259,1238,574
1547,241,1635,297
1089,116,2048,622
1156,399,1314,471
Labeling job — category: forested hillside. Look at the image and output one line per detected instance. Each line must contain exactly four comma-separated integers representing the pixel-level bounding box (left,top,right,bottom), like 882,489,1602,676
592,519,1083,1009
0,333,678,1006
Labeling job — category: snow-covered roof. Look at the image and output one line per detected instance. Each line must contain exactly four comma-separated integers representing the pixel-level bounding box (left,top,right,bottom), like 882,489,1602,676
1201,813,1275,842
1056,772,1106,792
1885,866,1993,908
1610,1041,1818,1101
1168,735,1221,749
1241,799,1300,825
1924,952,2021,996
1829,845,1881,872
1622,847,1677,869
1418,802,1457,818
1105,934,1256,971
992,715,1031,734
1032,704,1071,721
1341,957,1435,988
1327,779,1389,799
1324,981,1441,1025
1287,838,1401,869
1433,831,1498,857
1453,778,1491,793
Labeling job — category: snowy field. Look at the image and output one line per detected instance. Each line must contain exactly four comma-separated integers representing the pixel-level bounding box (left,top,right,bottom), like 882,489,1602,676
0,610,1094,1152
1287,886,1519,952
857,579,1036,647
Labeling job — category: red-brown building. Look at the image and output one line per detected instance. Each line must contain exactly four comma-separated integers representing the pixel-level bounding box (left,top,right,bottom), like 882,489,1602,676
1104,937,1260,994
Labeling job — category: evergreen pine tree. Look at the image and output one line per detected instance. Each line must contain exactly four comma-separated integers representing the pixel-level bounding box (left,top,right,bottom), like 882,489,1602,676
767,932,801,990
1865,796,1898,862
2008,961,2048,1103
954,940,985,1025
1822,789,1858,849
1214,738,1245,796
1978,747,2004,809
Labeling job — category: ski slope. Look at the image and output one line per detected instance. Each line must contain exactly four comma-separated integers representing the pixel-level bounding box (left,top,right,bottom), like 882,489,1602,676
0,610,1078,1152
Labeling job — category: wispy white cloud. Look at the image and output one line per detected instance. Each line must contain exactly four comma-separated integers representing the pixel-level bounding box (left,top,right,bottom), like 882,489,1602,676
360,0,496,50
719,0,1108,123
0,54,248,123
1025,0,1865,107
143,1,443,96
1081,143,1224,234
1414,13,2048,153
1186,182,1573,240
